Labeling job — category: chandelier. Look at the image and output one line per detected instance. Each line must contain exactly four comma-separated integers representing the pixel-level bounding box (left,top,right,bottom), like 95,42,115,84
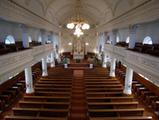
66,0,90,37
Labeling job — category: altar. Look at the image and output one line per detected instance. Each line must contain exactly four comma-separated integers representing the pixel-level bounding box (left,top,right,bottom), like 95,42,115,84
73,52,84,60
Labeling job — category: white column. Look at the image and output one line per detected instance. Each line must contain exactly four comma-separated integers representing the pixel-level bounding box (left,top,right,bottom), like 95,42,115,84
21,25,29,48
41,30,47,45
89,64,93,69
24,66,34,94
42,57,48,76
128,25,138,49
102,54,107,68
111,30,117,46
64,64,68,68
50,53,55,68
109,58,116,77
123,67,133,95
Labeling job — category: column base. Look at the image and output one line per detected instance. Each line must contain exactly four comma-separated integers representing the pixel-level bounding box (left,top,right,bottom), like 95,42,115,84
42,72,48,76
50,63,55,68
64,64,68,68
109,72,115,77
123,89,132,95
26,89,34,94
89,64,93,69
102,64,107,68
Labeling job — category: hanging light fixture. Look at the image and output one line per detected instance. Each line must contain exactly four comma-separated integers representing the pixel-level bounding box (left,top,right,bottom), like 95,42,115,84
66,0,90,37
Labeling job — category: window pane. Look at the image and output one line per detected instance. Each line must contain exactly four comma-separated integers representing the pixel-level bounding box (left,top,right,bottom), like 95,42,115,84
5,35,15,44
143,36,153,45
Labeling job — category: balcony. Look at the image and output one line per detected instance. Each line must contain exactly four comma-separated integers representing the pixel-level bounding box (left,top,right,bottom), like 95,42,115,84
0,44,54,84
105,44,159,86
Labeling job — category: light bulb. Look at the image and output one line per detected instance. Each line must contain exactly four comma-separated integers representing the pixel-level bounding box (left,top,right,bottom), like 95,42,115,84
82,23,90,30
67,23,74,29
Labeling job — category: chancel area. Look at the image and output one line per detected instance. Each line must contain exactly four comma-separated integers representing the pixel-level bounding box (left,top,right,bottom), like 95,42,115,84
0,0,159,120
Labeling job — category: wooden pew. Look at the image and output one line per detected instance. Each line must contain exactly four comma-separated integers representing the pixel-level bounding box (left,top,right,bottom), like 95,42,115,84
87,96,135,102
88,101,139,109
85,81,120,84
19,101,69,109
5,116,67,120
86,88,123,92
35,84,71,88
86,91,123,97
23,95,70,102
34,87,71,92
88,108,145,117
34,91,71,97
86,84,122,88
13,108,68,117
37,81,72,84
152,100,159,111
89,116,152,120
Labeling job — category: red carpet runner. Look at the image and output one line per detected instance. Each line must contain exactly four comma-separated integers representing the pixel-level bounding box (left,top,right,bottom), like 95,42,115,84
70,70,87,120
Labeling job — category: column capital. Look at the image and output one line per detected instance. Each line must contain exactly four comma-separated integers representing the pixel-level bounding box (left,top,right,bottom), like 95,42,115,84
112,29,118,34
20,24,28,33
129,24,138,33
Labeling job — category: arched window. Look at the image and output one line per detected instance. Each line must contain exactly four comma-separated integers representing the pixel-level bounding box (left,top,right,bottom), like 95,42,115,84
116,36,120,43
143,36,153,45
5,35,15,45
28,36,32,43
126,36,130,43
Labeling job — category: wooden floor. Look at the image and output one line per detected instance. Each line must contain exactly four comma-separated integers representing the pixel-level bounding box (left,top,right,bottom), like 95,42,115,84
0,65,159,120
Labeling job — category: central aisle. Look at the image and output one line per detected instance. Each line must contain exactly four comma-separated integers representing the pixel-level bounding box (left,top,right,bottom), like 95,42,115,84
70,70,87,120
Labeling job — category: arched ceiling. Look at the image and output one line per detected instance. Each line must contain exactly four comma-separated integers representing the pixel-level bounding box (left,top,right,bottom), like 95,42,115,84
12,0,148,28
11,0,151,53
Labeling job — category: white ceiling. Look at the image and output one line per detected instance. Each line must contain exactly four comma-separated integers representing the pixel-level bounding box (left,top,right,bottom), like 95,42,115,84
12,0,148,27
11,0,150,52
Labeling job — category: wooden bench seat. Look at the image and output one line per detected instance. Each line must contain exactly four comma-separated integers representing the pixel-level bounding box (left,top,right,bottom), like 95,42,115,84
152,100,159,110
86,84,122,88
19,101,69,109
23,96,70,102
89,116,152,120
136,87,148,96
132,84,144,92
5,116,67,120
86,82,121,85
37,81,72,84
141,91,155,101
13,108,68,117
86,91,123,97
88,101,139,109
145,95,159,105
35,84,71,88
40,78,72,80
34,91,71,96
43,77,72,80
87,96,134,102
34,87,71,91
85,81,120,84
86,88,123,92
88,108,144,117
84,78,117,81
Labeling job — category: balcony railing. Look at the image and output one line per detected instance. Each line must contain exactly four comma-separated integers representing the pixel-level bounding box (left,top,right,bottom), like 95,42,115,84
105,44,159,86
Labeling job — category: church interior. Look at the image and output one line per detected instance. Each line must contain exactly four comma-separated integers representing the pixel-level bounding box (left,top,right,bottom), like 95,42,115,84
0,0,159,120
